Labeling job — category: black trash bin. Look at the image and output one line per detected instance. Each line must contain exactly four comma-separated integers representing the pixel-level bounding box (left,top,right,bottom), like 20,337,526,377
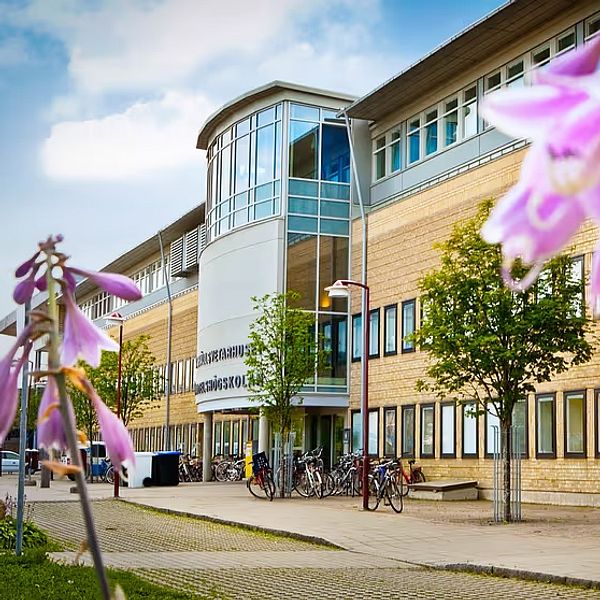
151,451,180,486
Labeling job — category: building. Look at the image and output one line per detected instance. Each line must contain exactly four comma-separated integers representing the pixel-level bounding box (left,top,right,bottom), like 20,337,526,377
2,0,600,504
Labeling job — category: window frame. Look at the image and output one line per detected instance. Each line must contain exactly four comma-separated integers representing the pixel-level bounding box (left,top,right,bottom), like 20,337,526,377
383,303,398,356
351,409,361,453
535,392,556,459
401,299,416,353
369,308,380,359
401,404,416,459
595,389,600,459
563,389,587,458
351,313,362,362
383,406,397,458
484,404,501,458
368,409,380,457
512,398,529,459
461,402,479,458
420,403,435,458
440,402,456,458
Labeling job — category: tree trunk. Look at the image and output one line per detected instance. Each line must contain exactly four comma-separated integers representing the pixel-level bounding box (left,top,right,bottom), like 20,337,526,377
501,419,511,522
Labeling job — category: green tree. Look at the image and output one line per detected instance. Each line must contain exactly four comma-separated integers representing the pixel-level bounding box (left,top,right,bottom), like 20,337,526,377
70,334,160,438
413,199,593,521
245,292,328,460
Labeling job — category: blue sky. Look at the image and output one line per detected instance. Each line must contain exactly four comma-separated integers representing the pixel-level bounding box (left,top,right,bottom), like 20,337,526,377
0,0,505,344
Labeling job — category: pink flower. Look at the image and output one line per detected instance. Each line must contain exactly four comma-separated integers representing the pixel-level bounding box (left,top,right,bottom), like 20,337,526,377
62,291,118,367
0,326,33,444
37,377,70,451
15,251,40,278
13,274,36,305
91,391,135,478
66,267,142,301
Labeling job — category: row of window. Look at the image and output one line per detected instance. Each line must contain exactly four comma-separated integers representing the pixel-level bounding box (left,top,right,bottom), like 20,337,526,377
154,356,196,396
129,423,201,455
352,388,600,460
351,299,416,361
373,12,600,181
213,418,259,458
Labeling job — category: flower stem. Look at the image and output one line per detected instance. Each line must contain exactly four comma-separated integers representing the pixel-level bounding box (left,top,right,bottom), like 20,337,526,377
46,256,112,600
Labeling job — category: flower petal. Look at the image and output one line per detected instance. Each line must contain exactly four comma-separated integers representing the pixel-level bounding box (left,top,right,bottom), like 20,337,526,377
13,276,36,305
61,292,118,367
35,272,47,292
536,35,600,83
15,252,40,278
91,392,135,477
0,342,31,445
67,267,142,301
37,377,70,451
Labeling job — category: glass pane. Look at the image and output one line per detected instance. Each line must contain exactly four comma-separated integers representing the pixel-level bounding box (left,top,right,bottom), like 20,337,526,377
486,72,501,91
257,106,276,126
256,124,275,185
289,121,318,180
234,134,250,192
464,86,477,102
368,410,379,455
322,108,342,122
463,101,477,138
223,421,231,456
421,406,434,455
287,233,317,310
537,396,554,454
441,404,455,455
445,110,458,146
255,182,273,201
220,144,231,201
486,408,500,455
463,404,477,455
321,201,349,218
288,215,317,233
588,17,600,38
290,103,320,121
352,314,362,360
408,119,420,164
512,400,526,456
375,150,386,179
352,412,362,452
321,182,349,200
376,136,385,150
566,393,584,453
533,46,551,66
322,124,350,183
214,422,222,455
320,219,349,236
402,301,415,351
233,208,248,228
385,305,396,353
319,236,348,312
234,192,248,209
232,421,240,456
384,409,396,456
391,141,401,172
289,179,318,197
369,310,379,356
236,118,250,137
402,407,414,456
317,314,347,386
289,196,317,215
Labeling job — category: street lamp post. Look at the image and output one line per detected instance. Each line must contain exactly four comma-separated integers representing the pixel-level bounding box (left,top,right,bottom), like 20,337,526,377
106,312,125,498
326,279,370,511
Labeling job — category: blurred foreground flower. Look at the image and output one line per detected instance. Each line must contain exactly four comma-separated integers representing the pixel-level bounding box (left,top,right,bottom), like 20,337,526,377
481,36,600,307
0,234,141,600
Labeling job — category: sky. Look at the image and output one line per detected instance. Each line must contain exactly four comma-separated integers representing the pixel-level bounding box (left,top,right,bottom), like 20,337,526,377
0,0,505,350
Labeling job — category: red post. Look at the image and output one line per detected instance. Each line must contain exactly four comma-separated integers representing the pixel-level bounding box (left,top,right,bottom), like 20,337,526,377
361,285,370,511
113,322,123,499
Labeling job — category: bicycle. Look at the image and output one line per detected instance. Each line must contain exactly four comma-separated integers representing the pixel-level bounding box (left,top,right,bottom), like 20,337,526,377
399,459,426,496
367,459,404,513
247,451,275,501
293,448,325,499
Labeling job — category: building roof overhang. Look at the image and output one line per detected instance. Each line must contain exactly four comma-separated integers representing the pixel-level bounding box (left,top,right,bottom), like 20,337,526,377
345,0,578,122
196,80,357,150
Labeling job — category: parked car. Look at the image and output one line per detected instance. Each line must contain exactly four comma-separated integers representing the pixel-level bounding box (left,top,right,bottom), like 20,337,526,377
1,450,21,473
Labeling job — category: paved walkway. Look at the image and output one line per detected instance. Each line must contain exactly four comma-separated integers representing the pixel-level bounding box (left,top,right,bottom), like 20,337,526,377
4,473,600,596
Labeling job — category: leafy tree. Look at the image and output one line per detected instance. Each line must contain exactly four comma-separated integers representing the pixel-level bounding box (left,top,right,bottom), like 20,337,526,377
413,199,593,521
245,292,328,474
70,334,160,438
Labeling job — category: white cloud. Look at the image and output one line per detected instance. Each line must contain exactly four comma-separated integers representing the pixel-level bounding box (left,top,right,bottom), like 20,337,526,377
42,91,214,180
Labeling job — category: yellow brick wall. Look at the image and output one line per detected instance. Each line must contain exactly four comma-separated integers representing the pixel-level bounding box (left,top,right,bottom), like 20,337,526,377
350,147,600,499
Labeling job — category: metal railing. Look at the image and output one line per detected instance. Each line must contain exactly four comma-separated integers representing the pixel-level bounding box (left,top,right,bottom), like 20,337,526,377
273,432,296,497
492,424,522,522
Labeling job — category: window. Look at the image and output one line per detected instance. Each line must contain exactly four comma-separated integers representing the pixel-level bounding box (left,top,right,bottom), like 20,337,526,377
352,313,362,361
462,402,478,457
351,410,361,452
424,108,438,155
232,421,240,456
383,304,397,356
372,129,402,181
570,256,584,317
384,407,397,457
440,403,455,457
420,404,435,457
223,421,231,456
374,136,386,180
401,299,416,353
407,117,420,164
485,405,500,456
564,391,586,457
506,59,524,88
557,29,575,54
462,86,478,138
595,389,600,457
369,308,380,358
390,130,401,172
369,410,379,456
443,98,458,146
532,45,551,68
401,405,415,458
536,393,555,457
512,398,528,457
214,421,222,456
586,12,600,40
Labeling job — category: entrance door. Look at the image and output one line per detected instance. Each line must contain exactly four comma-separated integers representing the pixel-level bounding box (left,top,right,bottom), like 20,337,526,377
319,415,332,470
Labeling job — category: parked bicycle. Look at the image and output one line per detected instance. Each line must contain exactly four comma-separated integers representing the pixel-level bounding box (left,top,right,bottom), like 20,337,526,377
399,459,426,496
214,456,245,482
179,454,203,482
329,451,362,497
367,459,404,513
247,451,275,501
293,448,327,498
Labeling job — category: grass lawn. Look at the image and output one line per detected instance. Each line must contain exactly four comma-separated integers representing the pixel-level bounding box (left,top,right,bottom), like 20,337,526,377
0,548,208,600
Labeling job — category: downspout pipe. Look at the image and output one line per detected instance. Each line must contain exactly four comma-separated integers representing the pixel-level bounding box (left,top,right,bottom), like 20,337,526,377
158,230,173,451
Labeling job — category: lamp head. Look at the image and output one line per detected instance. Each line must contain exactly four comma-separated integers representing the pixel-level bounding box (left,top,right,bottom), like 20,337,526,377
325,280,350,298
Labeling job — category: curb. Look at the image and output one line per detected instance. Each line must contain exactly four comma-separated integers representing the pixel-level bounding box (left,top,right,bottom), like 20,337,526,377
440,563,600,590
119,498,343,550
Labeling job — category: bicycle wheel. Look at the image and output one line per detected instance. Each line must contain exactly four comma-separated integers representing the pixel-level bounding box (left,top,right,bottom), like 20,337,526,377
104,466,115,485
247,474,262,499
366,475,380,511
215,462,230,482
401,472,410,496
293,471,310,497
322,472,335,498
387,480,404,513
314,471,324,499
263,471,275,501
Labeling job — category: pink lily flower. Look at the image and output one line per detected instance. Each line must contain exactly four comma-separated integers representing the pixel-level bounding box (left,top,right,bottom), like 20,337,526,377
13,273,37,305
0,325,33,444
37,377,70,450
15,251,40,278
66,267,142,301
91,390,135,478
62,291,118,367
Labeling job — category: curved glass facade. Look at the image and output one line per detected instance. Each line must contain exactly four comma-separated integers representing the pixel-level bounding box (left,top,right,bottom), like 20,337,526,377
206,104,282,242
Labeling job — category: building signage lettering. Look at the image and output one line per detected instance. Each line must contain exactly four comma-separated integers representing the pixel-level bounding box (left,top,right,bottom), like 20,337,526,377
195,344,249,367
195,374,247,395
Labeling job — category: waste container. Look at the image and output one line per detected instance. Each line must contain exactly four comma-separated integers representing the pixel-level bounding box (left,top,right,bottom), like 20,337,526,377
128,452,154,488
25,449,39,473
151,451,180,486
